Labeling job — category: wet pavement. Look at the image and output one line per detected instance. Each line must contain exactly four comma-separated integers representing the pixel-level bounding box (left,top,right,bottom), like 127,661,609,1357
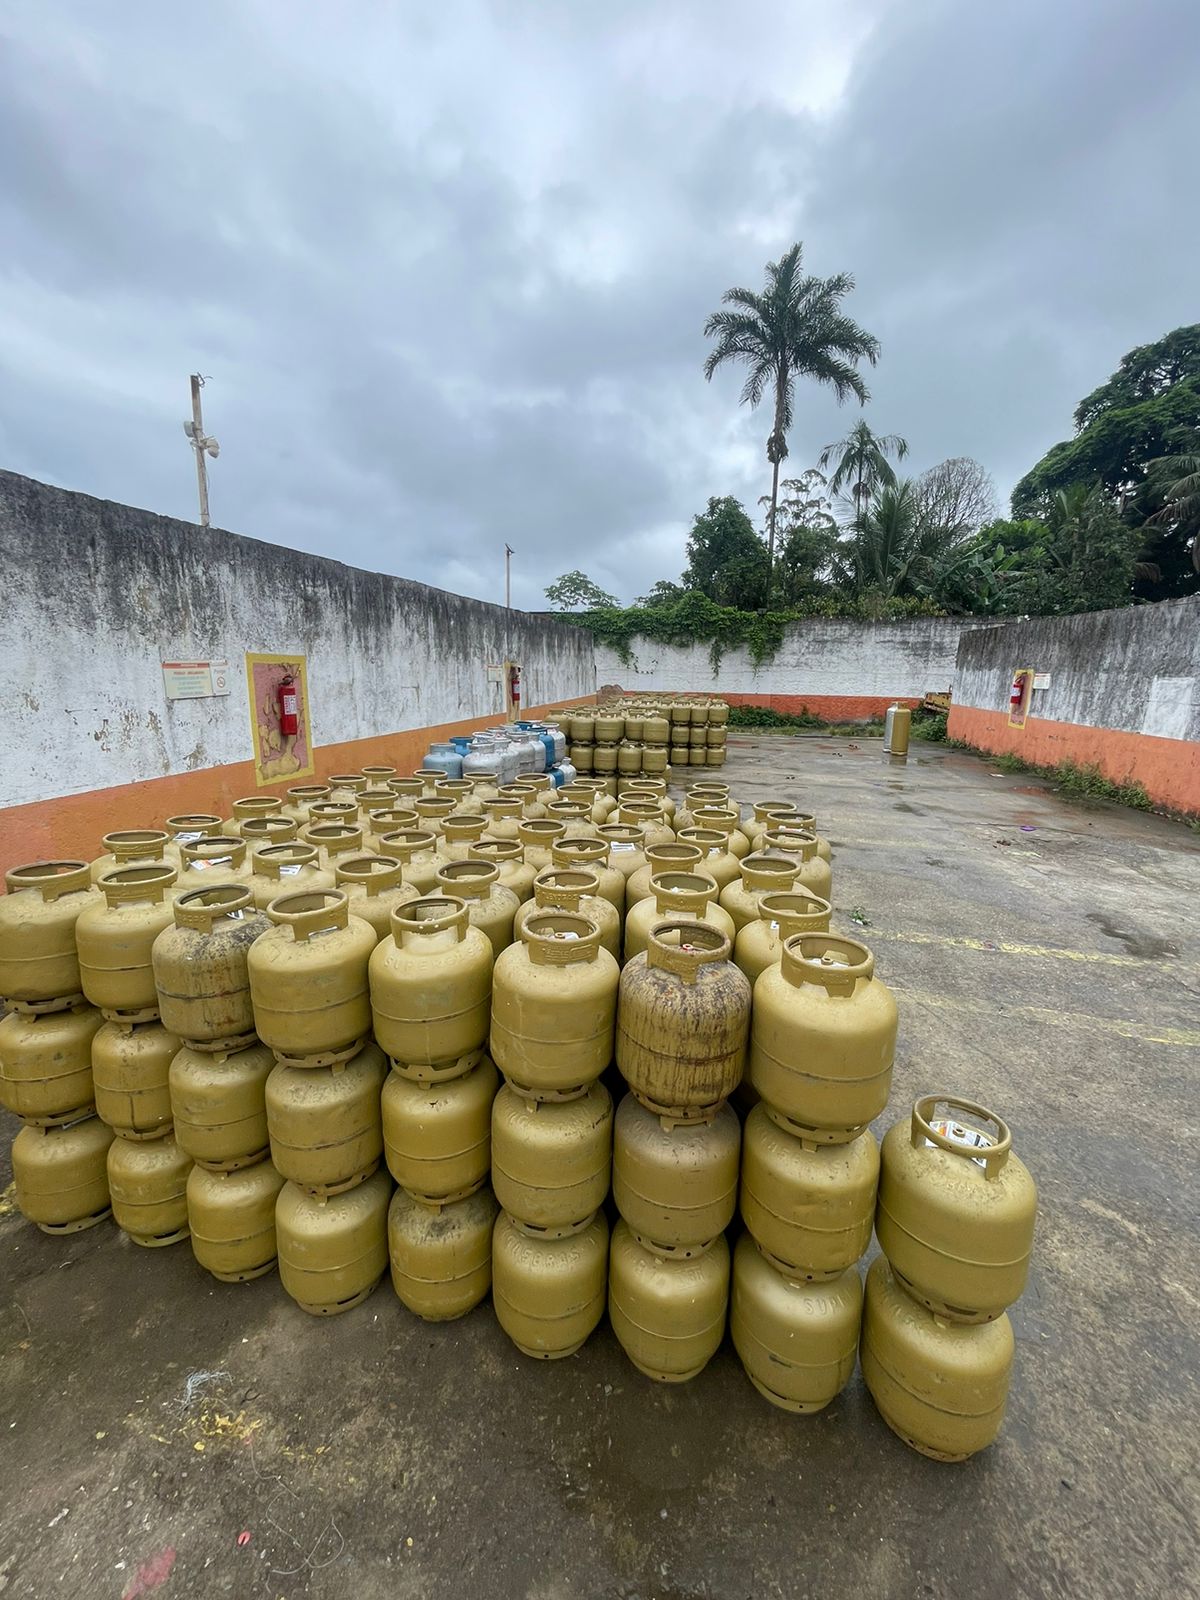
1,731,1198,1599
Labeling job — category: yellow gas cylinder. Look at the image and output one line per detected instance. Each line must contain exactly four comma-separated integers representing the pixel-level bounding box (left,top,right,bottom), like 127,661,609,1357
733,891,833,987
435,779,481,816
381,1054,498,1202
246,842,335,910
569,711,596,744
266,1042,386,1196
549,838,625,917
302,823,367,874
509,780,548,818
618,922,750,1123
359,786,401,826
0,862,100,1007
176,836,253,891
612,1092,738,1252
737,803,793,848
750,934,896,1143
517,819,568,873
669,738,691,768
674,785,729,831
623,779,673,818
434,861,519,960
277,1167,392,1315
492,1208,609,1358
304,800,361,834
11,1115,114,1233
674,827,740,892
108,1133,193,1246
376,829,450,895
719,853,801,933
691,806,750,859
782,812,832,864
595,712,624,744
248,890,377,1066
151,885,269,1047
643,714,670,747
470,840,537,904
369,896,494,1079
187,1161,286,1282
560,784,611,825
876,1095,1038,1323
617,802,674,850
740,1105,878,1279
388,1185,497,1320
162,814,225,865
623,873,734,965
280,785,332,826
240,817,300,854
386,777,426,805
569,741,594,774
90,829,173,885
625,843,704,910
491,1081,612,1236
490,913,620,1100
168,1039,275,1170
0,1002,101,1125
333,854,418,940
483,797,524,841
362,763,398,785
609,1221,729,1383
731,1237,861,1413
362,807,421,852
440,813,490,860
861,1256,1015,1460
76,864,179,1020
92,1018,179,1139
326,773,368,803
225,796,284,837
594,824,647,886
513,869,621,961
545,801,596,840
411,796,453,837
760,827,833,901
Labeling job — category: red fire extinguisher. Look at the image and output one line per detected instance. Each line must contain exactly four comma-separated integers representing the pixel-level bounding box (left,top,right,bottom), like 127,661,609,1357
1009,673,1025,712
276,674,300,737
509,664,521,709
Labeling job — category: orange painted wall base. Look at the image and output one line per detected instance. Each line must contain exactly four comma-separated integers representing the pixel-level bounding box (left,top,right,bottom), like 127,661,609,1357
1,698,593,880
948,705,1200,815
724,693,918,721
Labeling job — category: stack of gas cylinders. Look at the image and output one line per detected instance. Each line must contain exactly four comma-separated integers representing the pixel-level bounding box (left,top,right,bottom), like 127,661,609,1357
1,763,1037,1461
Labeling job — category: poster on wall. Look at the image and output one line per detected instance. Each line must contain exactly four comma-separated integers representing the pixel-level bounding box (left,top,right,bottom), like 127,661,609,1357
245,652,315,785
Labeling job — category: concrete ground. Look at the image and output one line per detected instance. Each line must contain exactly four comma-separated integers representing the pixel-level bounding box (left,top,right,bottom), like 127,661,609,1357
2,730,1198,1600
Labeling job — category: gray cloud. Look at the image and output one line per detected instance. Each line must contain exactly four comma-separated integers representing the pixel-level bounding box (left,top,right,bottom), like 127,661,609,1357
1,0,1196,608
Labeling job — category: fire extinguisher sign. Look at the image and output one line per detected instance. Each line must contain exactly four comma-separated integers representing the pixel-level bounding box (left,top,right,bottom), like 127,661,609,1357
244,652,316,785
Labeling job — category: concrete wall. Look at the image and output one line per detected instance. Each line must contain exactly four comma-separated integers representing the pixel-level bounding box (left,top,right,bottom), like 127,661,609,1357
594,617,969,720
948,598,1200,814
0,471,595,871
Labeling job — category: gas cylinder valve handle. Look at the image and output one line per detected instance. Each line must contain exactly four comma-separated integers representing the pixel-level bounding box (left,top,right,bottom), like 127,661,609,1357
781,933,873,997
98,863,179,905
910,1094,1012,1180
173,885,253,929
392,896,469,944
5,861,92,900
645,921,732,983
523,913,601,965
268,890,352,940
336,855,405,893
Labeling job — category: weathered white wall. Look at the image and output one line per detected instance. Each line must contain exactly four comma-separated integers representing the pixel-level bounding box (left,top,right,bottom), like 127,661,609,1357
0,471,595,807
594,618,971,699
953,598,1200,738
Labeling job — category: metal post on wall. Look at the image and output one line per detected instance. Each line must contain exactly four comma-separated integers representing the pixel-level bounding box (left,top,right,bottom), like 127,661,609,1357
183,374,220,527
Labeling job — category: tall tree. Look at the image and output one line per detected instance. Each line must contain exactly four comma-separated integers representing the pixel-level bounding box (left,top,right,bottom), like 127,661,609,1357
703,242,880,589
818,420,908,526
680,495,768,609
912,457,998,542
544,571,618,610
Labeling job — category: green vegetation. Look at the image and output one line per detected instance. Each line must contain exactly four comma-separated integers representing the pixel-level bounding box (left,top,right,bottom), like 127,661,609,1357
728,705,884,737
543,570,618,610
979,748,1152,809
909,709,948,742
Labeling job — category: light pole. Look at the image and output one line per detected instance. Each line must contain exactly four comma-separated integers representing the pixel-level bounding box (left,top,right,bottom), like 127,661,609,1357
183,374,220,527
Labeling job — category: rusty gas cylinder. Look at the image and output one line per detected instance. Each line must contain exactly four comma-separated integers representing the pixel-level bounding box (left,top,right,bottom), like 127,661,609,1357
490,913,619,1101
187,1161,286,1282
875,1095,1037,1323
369,897,493,1080
491,1080,612,1237
860,1256,1015,1460
276,1168,392,1315
333,854,418,940
388,1186,497,1321
108,1133,193,1246
169,1039,275,1171
266,1043,386,1196
92,1017,179,1140
612,1093,739,1257
248,890,377,1066
326,774,368,803
617,922,750,1123
381,1053,498,1203
733,891,833,987
0,1002,101,1125
740,1105,878,1279
609,1221,729,1383
492,1208,609,1359
11,1115,113,1233
151,885,269,1048
731,1237,861,1413
750,934,897,1144
162,815,224,866
0,863,99,1009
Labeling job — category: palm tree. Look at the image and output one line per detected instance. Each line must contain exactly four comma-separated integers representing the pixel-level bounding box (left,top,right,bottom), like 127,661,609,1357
1144,449,1200,573
818,420,908,529
703,242,880,591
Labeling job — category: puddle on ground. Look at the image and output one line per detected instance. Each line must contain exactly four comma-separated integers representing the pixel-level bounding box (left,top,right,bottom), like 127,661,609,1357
925,857,947,867
893,801,924,814
1084,911,1178,960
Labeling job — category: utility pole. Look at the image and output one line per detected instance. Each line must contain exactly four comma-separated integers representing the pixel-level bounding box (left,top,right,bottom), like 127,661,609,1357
183,374,220,527
504,543,514,610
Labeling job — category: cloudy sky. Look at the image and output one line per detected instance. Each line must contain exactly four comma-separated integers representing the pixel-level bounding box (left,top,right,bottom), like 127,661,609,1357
2,1,1197,608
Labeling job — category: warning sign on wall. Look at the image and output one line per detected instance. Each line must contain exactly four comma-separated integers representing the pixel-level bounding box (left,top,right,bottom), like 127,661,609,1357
162,660,230,700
